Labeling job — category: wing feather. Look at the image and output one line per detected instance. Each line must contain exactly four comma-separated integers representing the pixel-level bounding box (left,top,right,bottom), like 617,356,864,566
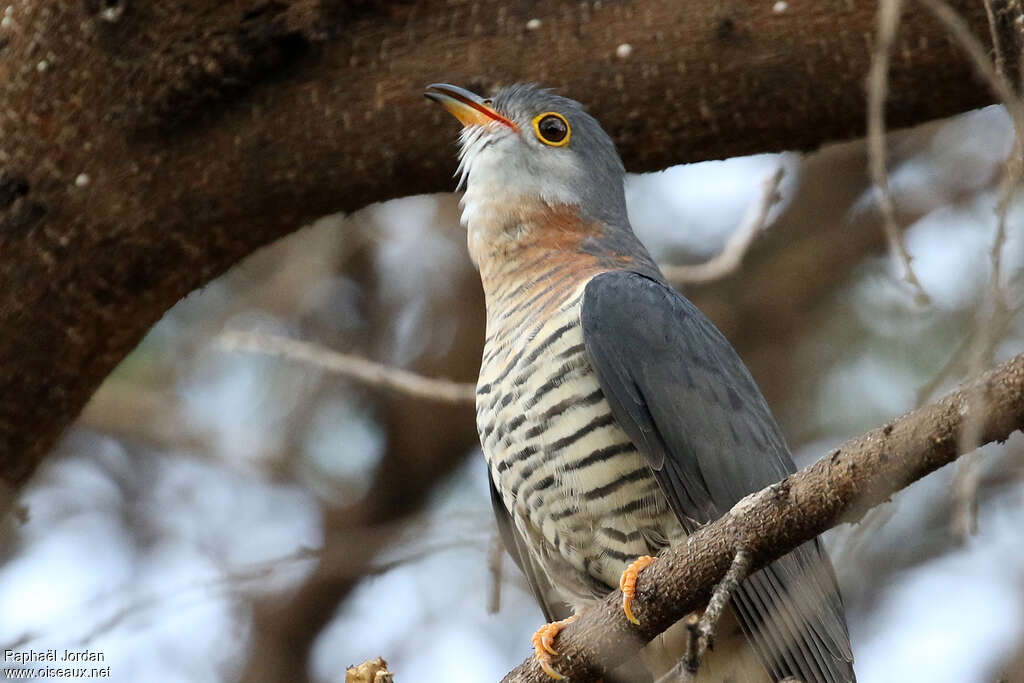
581,271,854,683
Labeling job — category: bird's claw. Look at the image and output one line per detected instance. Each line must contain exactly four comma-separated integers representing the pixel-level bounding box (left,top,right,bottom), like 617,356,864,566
530,614,579,679
619,555,656,625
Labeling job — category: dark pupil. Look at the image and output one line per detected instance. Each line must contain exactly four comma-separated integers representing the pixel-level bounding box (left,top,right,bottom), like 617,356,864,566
539,115,567,142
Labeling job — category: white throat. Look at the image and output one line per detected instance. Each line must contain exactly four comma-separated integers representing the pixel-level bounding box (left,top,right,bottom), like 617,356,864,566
457,125,585,263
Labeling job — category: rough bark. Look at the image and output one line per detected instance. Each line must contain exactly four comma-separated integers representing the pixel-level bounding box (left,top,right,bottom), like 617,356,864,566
502,351,1024,682
0,0,996,490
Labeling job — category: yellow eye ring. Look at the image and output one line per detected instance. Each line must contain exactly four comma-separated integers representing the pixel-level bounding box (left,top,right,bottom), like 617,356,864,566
532,112,571,147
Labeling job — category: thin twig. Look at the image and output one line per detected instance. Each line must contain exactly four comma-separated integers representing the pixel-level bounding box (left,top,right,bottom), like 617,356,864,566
982,0,1024,93
914,0,1024,540
984,0,1010,78
218,330,477,404
675,549,752,681
950,175,1021,539
661,166,785,286
878,0,1024,538
868,0,931,305
916,0,1024,125
676,615,701,682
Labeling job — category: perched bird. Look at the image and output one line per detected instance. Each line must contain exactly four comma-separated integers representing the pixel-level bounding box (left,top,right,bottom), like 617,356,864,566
425,82,855,683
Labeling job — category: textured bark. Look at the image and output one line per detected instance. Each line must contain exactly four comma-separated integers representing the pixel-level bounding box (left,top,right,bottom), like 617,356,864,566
502,352,1024,682
0,1,996,488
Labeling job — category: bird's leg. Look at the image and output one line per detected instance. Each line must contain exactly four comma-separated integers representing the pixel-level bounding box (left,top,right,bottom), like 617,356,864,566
619,555,656,624
530,613,579,680
680,548,753,678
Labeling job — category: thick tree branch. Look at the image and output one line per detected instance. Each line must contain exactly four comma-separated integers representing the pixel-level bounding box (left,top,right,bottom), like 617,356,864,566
0,0,996,490
502,352,1024,683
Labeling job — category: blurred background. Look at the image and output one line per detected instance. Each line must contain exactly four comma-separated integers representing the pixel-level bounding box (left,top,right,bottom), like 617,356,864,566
1,104,1023,683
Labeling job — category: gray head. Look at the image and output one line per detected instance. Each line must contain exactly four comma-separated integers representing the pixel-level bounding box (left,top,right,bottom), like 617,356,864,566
425,83,629,227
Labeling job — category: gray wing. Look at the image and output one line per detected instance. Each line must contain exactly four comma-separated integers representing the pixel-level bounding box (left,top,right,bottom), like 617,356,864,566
489,477,572,623
581,271,855,683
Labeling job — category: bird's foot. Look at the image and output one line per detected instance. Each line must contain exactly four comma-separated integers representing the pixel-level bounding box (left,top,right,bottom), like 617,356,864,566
619,555,656,625
530,614,579,679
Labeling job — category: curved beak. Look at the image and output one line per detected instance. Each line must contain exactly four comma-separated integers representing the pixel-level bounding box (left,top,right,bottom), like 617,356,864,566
424,83,518,130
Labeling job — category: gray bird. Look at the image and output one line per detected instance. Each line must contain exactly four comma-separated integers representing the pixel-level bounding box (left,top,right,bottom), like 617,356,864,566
425,82,855,683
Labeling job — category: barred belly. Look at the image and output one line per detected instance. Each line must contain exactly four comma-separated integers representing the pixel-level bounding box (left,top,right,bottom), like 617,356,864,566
477,280,684,604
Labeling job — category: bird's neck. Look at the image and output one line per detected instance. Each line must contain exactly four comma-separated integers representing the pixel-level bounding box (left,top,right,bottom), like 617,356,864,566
462,187,660,276
465,196,599,277
461,195,649,337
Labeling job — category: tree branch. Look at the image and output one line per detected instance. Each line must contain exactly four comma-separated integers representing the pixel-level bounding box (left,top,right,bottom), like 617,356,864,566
678,549,752,680
218,330,477,404
0,0,996,491
867,0,931,305
661,166,784,286
502,352,1024,683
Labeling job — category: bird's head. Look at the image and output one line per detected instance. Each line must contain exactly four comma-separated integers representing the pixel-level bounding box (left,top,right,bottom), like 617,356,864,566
425,83,629,228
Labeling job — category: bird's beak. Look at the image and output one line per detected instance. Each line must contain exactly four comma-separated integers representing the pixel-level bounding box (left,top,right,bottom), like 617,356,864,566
424,83,518,130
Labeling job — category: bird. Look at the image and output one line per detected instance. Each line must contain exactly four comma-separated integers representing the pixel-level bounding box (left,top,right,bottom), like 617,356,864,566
424,82,855,683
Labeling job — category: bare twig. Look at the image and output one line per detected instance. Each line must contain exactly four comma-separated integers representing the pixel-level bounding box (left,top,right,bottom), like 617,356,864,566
868,0,932,305
950,169,1022,538
983,0,1024,92
503,352,1024,682
912,0,1024,540
984,0,1010,79
950,201,1018,537
661,166,785,286
915,214,1021,407
218,330,476,404
676,549,752,681
673,615,701,683
917,0,1024,124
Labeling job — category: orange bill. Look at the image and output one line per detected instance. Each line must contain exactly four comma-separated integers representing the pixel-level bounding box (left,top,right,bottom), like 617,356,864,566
425,83,518,130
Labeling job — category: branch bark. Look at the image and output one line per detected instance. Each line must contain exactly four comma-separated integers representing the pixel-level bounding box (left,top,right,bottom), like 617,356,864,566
0,0,996,490
502,351,1024,683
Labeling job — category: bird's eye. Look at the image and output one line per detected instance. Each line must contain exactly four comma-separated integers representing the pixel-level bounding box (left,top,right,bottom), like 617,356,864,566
532,112,571,147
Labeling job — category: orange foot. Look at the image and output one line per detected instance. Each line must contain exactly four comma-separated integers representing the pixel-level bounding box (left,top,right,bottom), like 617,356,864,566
530,614,579,679
619,555,656,625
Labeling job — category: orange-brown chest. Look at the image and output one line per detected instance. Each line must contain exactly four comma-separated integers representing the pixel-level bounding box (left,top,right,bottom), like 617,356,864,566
470,203,631,344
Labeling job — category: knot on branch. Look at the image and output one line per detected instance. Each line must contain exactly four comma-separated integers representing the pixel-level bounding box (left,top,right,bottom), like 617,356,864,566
0,171,45,237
